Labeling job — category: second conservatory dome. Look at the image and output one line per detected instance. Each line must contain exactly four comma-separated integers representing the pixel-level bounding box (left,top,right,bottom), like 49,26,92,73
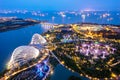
30,33,47,45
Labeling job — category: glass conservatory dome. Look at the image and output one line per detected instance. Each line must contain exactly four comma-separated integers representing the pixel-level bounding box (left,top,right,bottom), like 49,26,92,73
8,46,39,69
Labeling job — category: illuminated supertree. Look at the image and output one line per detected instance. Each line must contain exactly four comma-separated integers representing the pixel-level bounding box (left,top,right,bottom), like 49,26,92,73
79,42,116,59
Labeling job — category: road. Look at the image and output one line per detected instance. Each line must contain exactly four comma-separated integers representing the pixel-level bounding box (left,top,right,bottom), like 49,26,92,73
5,55,48,80
50,51,64,66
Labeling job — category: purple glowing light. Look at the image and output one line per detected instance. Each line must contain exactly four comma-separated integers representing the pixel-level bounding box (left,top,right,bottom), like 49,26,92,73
77,42,116,59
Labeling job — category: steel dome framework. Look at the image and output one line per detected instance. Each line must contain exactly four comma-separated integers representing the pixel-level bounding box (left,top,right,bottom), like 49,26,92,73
30,33,47,45
8,46,39,69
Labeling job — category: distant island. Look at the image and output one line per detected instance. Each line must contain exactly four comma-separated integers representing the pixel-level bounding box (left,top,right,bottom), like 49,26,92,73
0,17,47,32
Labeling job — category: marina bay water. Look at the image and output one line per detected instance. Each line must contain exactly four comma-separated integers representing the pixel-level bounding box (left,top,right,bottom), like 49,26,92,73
0,11,120,80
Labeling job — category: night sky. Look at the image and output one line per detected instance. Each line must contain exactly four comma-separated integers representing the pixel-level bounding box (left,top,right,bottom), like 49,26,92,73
0,0,120,11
